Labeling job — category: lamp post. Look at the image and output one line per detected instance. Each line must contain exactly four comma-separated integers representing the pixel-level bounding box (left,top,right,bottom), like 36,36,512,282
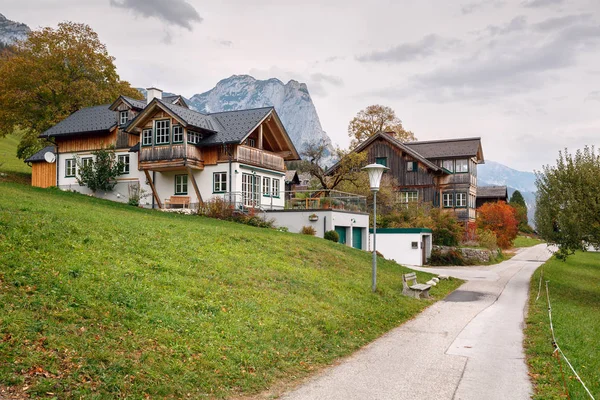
362,163,389,292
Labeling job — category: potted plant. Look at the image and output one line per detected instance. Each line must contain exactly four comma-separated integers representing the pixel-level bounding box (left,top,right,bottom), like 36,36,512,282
308,213,319,222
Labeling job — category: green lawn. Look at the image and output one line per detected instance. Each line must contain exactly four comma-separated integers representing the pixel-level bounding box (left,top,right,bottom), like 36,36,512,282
525,251,600,400
0,134,31,185
513,235,544,248
0,183,461,399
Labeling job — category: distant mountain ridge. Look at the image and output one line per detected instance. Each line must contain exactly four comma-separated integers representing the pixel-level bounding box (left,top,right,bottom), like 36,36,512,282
0,13,30,45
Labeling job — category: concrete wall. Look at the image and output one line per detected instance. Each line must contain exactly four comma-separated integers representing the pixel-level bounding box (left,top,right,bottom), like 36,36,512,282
369,229,433,266
267,210,370,250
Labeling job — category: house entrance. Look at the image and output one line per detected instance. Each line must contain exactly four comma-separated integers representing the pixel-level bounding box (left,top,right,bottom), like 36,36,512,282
352,227,363,249
242,173,260,207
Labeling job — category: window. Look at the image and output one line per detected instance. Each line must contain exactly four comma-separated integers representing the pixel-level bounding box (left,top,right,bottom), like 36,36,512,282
456,192,467,207
272,178,280,197
119,111,128,125
118,154,130,174
443,192,453,208
398,191,418,203
262,177,271,197
407,161,418,172
175,175,188,195
65,159,76,177
187,131,202,144
155,119,171,145
442,160,454,173
213,172,227,193
375,157,388,167
173,125,183,143
81,157,93,169
242,173,260,207
142,129,152,146
455,159,469,173
246,138,256,147
411,242,419,249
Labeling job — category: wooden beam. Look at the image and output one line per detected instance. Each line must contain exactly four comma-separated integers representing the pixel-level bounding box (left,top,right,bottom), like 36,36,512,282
258,123,264,150
144,170,163,209
186,166,203,207
265,118,284,152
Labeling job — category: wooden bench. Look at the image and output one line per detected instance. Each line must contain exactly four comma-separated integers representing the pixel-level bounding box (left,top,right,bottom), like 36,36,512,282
164,196,190,209
402,272,431,299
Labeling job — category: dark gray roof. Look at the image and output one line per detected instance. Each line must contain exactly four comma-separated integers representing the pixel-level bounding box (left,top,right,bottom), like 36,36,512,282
122,96,147,110
25,145,55,163
41,105,116,138
163,95,188,107
285,170,299,184
130,142,140,153
158,100,223,133
477,186,508,199
406,138,482,160
201,107,273,145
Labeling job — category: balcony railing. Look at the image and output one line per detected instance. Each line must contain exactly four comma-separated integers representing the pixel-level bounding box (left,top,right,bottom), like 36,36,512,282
236,145,285,171
284,189,367,212
139,144,202,163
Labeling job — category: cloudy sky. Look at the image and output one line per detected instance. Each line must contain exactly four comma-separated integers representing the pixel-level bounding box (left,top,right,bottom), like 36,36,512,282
4,0,600,171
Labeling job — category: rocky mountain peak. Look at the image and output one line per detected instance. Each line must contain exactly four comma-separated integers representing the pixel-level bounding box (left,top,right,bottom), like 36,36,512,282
0,13,30,45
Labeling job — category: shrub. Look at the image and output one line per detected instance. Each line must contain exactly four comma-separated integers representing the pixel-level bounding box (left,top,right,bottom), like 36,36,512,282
477,229,498,251
76,147,124,193
429,248,466,266
301,226,317,235
324,230,339,242
477,201,518,249
199,197,274,229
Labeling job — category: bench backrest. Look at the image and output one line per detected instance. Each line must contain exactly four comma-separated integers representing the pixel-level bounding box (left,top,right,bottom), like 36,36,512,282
402,272,418,288
170,196,190,204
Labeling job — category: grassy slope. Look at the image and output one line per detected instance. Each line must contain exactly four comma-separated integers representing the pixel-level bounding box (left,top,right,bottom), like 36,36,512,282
0,134,31,185
0,183,461,399
525,252,600,399
513,235,544,248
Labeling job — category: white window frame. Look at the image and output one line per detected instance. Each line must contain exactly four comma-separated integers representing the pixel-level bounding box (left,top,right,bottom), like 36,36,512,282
247,138,256,147
175,174,188,195
262,177,271,197
65,159,76,177
142,129,152,146
456,192,467,207
213,172,227,193
443,192,453,208
442,160,454,173
455,159,469,173
118,154,130,174
119,110,128,125
154,119,171,145
81,157,93,169
272,178,280,198
399,191,418,203
242,173,260,207
173,125,183,143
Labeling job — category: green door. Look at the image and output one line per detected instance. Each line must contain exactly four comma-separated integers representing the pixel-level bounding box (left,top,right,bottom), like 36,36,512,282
335,226,347,244
352,227,363,249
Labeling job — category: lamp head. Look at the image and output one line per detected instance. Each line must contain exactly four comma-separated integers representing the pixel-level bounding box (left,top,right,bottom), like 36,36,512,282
362,163,389,191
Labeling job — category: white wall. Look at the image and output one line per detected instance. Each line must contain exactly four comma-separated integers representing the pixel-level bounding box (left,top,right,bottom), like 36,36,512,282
266,210,370,250
369,231,433,266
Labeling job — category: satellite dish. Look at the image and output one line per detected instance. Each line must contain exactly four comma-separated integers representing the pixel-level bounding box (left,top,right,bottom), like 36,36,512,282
44,152,56,163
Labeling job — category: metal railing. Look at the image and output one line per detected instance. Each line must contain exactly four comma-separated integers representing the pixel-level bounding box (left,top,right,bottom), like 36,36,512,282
284,189,367,212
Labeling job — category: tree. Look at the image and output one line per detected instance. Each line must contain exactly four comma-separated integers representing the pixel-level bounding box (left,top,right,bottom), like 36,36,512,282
535,146,600,259
348,105,416,148
477,201,518,249
509,190,529,232
302,140,368,190
76,148,124,193
0,22,142,155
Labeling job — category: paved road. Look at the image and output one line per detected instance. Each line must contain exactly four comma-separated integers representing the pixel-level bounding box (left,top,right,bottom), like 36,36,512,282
282,244,553,400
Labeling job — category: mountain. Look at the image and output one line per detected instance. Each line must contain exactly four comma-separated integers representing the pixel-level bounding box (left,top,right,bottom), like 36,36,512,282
187,75,335,165
478,160,537,227
0,13,30,45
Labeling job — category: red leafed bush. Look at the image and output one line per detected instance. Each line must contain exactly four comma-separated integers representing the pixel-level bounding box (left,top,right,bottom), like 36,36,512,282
477,201,518,249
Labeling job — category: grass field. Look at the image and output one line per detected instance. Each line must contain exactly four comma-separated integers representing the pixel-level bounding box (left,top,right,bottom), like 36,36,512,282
0,183,461,399
513,235,544,248
525,251,600,400
0,134,31,185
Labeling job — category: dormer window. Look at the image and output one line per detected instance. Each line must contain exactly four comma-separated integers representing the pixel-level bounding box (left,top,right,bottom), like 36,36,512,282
119,111,129,125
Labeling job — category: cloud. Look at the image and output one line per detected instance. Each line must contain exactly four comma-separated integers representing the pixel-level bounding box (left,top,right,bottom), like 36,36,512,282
310,73,343,87
522,0,564,8
461,0,505,15
478,16,528,37
356,34,458,63
109,0,202,30
585,91,600,102
533,14,593,32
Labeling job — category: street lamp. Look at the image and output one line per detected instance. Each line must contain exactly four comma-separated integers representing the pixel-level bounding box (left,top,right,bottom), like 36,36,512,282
362,163,389,292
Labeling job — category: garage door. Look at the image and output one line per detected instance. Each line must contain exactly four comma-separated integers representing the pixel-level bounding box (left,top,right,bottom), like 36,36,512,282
334,226,347,244
352,227,363,249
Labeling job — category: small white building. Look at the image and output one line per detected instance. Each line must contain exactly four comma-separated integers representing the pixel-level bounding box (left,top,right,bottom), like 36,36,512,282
267,209,370,251
369,228,433,266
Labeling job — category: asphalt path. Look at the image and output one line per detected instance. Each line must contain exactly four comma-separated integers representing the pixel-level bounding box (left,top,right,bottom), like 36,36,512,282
282,244,554,400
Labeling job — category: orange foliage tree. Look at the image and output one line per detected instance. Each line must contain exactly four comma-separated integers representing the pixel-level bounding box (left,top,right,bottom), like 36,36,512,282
477,201,518,249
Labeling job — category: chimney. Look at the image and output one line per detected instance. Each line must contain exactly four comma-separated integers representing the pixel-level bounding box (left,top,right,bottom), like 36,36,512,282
146,87,163,105
384,131,396,139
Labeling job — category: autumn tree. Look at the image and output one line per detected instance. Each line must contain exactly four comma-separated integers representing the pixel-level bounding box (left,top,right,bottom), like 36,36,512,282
0,22,142,159
535,146,600,259
477,201,518,249
348,105,416,148
302,139,368,190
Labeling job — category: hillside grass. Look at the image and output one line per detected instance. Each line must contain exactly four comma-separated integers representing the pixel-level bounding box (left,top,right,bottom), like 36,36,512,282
0,183,461,399
525,251,600,399
513,235,544,248
0,134,31,185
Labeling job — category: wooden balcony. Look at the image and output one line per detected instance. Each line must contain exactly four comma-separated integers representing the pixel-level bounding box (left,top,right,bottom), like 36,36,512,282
139,144,203,171
235,145,285,171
